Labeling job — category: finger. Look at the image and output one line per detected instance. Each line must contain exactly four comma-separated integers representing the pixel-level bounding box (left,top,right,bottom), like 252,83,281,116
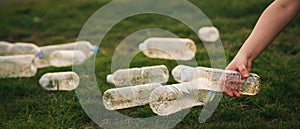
217,76,226,92
225,90,234,97
237,64,249,79
222,73,232,97
224,82,234,97
233,90,241,98
235,85,242,97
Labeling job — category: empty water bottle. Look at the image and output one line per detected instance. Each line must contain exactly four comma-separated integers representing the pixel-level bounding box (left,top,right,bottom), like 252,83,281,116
149,79,215,116
0,41,12,56
106,65,169,87
172,65,261,95
49,50,87,67
198,26,220,42
138,37,197,60
0,41,43,58
0,55,37,78
9,42,44,58
39,71,80,91
103,83,163,110
37,41,98,68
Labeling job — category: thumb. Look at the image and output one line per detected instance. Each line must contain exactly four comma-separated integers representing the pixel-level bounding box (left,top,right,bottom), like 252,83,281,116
237,64,249,78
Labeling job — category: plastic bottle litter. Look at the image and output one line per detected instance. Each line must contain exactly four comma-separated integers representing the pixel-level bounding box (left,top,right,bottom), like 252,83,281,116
172,65,260,95
198,26,220,42
149,79,213,116
0,41,12,56
0,42,44,58
49,50,87,67
0,55,37,78
103,83,163,110
138,37,197,60
150,75,261,116
39,71,80,91
106,65,169,87
37,41,98,68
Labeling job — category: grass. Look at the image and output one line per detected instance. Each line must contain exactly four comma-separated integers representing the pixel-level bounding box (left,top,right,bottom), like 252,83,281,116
0,0,300,128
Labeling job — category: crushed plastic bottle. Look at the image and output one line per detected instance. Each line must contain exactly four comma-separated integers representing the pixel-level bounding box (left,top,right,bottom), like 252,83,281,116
0,41,12,56
106,65,169,87
103,83,163,110
172,65,261,95
0,41,44,58
49,50,87,67
198,26,220,42
37,41,98,68
149,79,213,116
39,71,80,91
0,55,37,78
138,37,197,60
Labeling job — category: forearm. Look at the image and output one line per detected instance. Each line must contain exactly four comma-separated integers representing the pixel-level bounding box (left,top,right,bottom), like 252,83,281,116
237,0,300,62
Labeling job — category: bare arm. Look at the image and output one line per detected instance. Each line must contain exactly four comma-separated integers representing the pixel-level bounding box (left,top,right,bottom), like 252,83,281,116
225,0,300,97
238,0,300,65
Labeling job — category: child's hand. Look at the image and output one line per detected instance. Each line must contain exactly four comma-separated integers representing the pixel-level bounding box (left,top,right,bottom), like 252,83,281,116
225,54,252,97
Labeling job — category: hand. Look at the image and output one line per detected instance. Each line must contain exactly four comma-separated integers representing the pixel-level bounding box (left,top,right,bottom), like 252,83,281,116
224,54,252,97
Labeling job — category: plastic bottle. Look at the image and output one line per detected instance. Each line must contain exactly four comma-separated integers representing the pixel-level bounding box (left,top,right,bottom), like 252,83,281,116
138,37,197,60
198,26,220,42
150,76,261,116
149,79,214,116
106,65,169,87
0,42,44,58
39,71,80,91
9,42,44,58
37,41,98,68
49,50,87,67
0,55,37,78
103,83,163,110
0,41,12,56
172,65,261,95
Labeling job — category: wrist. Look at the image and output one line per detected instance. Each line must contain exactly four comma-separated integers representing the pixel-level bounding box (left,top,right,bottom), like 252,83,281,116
236,48,255,63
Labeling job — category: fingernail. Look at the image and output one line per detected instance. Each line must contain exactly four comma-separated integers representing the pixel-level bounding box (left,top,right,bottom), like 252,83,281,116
226,92,233,97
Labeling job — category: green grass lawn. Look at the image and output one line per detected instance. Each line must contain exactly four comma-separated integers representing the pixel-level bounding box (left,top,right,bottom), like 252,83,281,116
1,0,300,128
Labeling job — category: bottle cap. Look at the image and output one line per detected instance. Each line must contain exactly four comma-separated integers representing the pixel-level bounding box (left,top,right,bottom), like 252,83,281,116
106,74,114,83
184,50,195,60
138,43,147,51
93,45,99,53
171,66,181,82
39,78,50,87
37,50,45,59
181,70,192,82
198,26,220,42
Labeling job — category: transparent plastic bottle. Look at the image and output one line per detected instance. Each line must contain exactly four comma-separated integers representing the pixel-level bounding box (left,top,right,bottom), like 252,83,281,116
198,26,220,42
37,41,98,68
9,42,44,58
138,37,197,60
49,50,87,67
106,65,169,87
0,42,44,58
103,83,163,110
172,65,261,95
149,79,214,116
0,55,37,78
150,76,260,116
0,41,12,56
39,71,80,91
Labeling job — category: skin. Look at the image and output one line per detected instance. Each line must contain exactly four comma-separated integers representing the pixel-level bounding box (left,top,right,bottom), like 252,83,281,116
225,0,300,97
